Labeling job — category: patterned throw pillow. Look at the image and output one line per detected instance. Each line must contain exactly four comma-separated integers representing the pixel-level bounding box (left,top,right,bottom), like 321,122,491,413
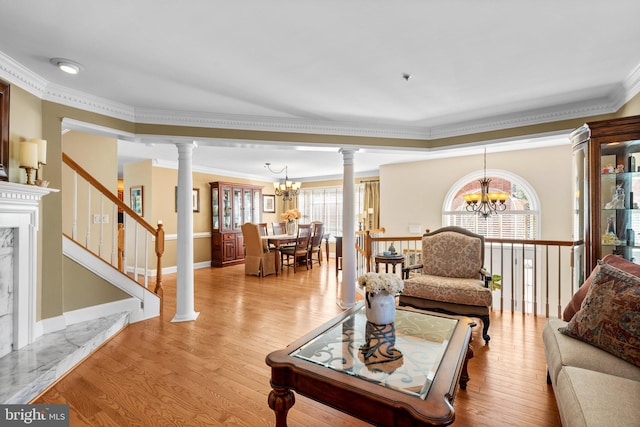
562,254,640,321
560,261,640,367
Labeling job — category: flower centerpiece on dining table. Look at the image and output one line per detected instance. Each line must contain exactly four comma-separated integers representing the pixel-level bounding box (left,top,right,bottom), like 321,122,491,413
357,272,404,325
281,208,301,235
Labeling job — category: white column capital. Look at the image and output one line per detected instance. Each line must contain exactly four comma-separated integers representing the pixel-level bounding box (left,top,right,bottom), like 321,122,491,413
175,141,197,157
339,147,359,164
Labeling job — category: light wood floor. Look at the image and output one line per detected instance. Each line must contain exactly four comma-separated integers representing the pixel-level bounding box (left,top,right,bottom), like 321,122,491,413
35,260,561,426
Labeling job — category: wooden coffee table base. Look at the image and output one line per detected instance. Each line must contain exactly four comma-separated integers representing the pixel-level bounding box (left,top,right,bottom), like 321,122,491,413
267,385,295,427
266,303,474,426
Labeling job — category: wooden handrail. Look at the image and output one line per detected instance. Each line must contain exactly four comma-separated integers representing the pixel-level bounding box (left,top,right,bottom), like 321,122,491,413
63,152,164,306
485,238,584,247
62,153,156,235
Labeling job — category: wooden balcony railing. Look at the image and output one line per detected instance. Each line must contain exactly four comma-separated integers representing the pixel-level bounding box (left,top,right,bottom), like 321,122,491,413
356,229,584,318
62,153,165,310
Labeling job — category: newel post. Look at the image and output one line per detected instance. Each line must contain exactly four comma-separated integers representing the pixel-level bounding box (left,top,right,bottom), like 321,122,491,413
155,221,165,312
117,223,125,272
365,230,372,272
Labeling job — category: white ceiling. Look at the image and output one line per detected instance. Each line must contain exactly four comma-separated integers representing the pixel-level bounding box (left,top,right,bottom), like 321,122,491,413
2,1,640,180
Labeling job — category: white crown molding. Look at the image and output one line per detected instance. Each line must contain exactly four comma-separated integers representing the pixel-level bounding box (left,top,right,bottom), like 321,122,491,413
429,90,624,139
1,51,639,143
151,158,270,182
0,51,48,98
133,108,431,140
44,82,136,121
625,63,640,104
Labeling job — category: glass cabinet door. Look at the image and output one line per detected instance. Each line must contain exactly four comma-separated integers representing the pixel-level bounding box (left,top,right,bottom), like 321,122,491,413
253,190,261,223
243,189,252,224
600,141,640,263
222,187,232,230
211,187,219,230
233,188,242,229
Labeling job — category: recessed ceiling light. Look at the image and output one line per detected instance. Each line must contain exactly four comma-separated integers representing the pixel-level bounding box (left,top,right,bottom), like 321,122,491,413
49,58,83,75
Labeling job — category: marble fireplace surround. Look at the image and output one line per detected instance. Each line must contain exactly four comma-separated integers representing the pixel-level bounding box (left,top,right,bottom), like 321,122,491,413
0,181,55,353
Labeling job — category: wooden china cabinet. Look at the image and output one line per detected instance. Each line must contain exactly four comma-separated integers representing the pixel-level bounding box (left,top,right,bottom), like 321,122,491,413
210,181,262,267
571,115,640,274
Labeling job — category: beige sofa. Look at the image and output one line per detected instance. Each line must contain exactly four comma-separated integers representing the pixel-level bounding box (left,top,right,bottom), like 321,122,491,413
543,318,640,427
543,254,640,426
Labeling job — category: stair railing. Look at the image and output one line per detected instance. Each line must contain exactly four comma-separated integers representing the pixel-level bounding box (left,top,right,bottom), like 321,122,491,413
62,153,164,310
357,228,584,318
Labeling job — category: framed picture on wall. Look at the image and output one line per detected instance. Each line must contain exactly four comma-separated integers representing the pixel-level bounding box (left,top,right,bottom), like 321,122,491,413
175,187,200,212
130,186,143,216
263,194,275,213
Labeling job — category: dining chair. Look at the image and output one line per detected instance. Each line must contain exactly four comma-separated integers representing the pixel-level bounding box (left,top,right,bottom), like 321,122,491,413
308,222,325,268
272,222,286,235
280,224,312,273
240,223,276,277
257,223,269,236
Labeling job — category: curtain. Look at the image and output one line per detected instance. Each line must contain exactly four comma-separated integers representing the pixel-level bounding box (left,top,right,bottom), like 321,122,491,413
364,181,380,230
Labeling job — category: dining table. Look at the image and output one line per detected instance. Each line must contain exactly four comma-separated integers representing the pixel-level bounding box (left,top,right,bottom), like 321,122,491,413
262,234,297,275
262,233,331,275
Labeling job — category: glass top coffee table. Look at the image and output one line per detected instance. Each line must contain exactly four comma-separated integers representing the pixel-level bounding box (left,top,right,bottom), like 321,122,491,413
266,301,474,426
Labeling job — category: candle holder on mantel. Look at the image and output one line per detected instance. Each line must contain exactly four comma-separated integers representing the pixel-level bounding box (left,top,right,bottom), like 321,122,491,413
19,140,39,185
32,138,47,182
20,166,36,185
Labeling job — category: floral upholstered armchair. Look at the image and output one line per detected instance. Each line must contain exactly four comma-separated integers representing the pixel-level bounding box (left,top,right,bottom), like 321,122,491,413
400,226,492,342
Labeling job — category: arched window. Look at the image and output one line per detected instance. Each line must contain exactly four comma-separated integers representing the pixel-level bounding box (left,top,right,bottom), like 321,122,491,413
442,169,541,239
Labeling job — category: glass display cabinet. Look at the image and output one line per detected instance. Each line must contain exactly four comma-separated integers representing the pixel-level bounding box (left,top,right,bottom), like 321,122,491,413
571,115,640,274
210,181,262,267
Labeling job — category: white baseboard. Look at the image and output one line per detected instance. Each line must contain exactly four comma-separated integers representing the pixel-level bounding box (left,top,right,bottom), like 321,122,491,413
37,298,138,335
126,260,212,276
63,298,140,326
37,314,66,337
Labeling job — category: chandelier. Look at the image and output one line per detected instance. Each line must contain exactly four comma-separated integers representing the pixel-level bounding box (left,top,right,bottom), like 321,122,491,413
462,149,509,218
265,163,301,202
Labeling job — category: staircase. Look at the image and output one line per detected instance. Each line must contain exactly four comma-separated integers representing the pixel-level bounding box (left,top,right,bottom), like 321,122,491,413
63,236,160,322
0,155,166,403
61,152,165,321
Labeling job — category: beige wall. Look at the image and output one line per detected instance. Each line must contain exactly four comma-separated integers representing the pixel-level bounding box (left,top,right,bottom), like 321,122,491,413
60,130,127,308
63,257,129,311
381,144,573,240
62,131,119,252
122,161,277,268
9,86,42,183
4,79,639,322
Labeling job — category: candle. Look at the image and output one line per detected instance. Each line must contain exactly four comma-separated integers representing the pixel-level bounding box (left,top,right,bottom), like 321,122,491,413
30,138,47,165
19,141,38,168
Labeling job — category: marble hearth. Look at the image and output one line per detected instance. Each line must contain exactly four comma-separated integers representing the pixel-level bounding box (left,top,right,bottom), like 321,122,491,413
0,311,128,403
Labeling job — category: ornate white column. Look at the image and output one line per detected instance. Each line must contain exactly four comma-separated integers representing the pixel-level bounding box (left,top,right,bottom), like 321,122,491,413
172,142,199,322
338,148,358,309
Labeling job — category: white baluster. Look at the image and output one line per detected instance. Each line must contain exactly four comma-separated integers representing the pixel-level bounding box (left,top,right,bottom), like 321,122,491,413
98,196,104,257
72,171,78,240
86,185,91,249
144,234,149,288
134,222,139,281
111,203,117,266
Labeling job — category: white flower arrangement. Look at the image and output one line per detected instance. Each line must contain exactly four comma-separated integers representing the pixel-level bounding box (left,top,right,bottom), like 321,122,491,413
357,272,404,296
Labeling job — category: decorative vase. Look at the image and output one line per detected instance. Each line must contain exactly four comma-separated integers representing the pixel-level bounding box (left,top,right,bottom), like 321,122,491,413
365,290,396,325
286,220,297,236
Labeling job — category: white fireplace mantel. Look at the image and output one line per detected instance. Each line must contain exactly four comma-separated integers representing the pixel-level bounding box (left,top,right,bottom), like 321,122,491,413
0,181,57,351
